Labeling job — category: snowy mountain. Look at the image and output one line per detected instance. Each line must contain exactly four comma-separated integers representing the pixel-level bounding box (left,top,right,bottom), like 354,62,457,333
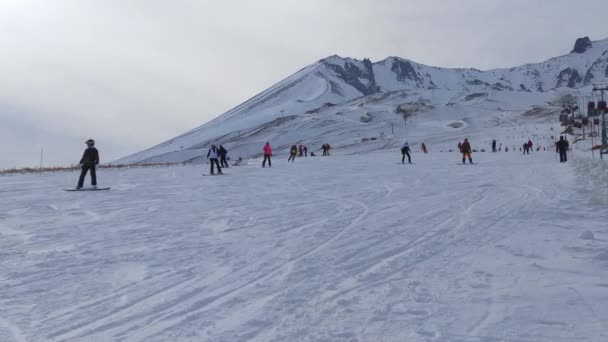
117,37,608,164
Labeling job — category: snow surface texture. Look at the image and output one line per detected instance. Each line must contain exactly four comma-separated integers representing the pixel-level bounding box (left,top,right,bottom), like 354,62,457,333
116,37,608,165
2,149,608,341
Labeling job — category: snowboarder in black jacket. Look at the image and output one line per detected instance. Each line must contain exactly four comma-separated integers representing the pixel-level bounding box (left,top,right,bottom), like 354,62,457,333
556,136,569,163
77,139,99,189
401,141,411,164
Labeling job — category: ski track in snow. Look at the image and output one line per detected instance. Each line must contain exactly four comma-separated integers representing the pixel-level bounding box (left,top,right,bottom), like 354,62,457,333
1,151,607,341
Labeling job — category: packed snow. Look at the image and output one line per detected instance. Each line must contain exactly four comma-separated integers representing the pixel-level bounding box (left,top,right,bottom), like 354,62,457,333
1,146,608,341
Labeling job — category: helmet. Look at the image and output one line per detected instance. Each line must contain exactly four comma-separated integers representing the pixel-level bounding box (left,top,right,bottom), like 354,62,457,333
85,139,95,146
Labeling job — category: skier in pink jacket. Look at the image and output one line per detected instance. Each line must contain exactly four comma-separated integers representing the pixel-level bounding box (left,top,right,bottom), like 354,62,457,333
262,142,272,167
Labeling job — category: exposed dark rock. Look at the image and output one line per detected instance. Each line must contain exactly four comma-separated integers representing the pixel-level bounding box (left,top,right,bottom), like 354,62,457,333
391,59,423,84
583,54,608,85
519,84,529,91
491,83,513,91
324,58,379,96
571,37,592,54
536,82,544,92
556,68,582,88
361,58,379,93
466,79,491,87
464,93,488,101
584,70,595,85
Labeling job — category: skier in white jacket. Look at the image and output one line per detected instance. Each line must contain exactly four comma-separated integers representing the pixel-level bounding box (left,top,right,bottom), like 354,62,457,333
207,145,223,175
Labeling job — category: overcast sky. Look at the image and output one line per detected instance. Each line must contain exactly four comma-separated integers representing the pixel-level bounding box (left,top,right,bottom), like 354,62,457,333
1,0,608,168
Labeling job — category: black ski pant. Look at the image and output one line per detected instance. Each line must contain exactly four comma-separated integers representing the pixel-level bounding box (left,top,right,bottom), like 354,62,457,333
209,158,222,174
402,151,411,164
78,164,97,188
559,151,567,163
462,152,473,164
220,156,229,168
262,154,271,167
288,153,296,162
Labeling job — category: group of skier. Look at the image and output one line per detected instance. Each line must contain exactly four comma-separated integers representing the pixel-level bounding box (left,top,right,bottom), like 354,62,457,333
288,144,310,162
321,143,331,156
206,145,229,175
73,133,572,188
522,139,534,154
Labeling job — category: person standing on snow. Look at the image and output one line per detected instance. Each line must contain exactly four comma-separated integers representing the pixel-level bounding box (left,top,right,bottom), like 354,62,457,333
288,145,298,162
219,145,229,168
298,144,304,157
207,145,223,175
457,141,462,153
401,141,412,164
421,142,428,154
492,140,497,152
460,138,473,164
522,143,529,155
262,142,272,167
556,136,569,163
322,144,328,156
527,139,533,152
77,139,100,189
304,146,308,157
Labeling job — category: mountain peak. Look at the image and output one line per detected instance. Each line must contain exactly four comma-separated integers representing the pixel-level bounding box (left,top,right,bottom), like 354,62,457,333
571,36,592,54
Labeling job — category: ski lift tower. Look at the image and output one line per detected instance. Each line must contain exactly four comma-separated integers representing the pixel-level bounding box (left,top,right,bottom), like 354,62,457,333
593,83,608,159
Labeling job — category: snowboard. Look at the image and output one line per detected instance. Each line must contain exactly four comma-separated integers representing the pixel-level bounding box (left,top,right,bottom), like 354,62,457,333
396,163,415,165
65,187,110,191
457,163,478,165
202,173,226,176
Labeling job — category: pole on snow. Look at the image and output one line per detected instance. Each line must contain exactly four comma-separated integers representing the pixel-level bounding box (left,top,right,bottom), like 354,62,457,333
39,147,44,169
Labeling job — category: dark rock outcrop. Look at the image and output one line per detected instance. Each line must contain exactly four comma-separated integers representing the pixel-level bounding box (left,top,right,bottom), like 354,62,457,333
325,58,379,96
391,59,423,84
464,93,488,101
466,79,491,87
571,37,592,54
492,83,513,91
556,68,582,88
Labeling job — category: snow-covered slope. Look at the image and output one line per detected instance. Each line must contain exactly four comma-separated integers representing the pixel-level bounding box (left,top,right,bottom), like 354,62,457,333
117,37,608,164
2,149,608,341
